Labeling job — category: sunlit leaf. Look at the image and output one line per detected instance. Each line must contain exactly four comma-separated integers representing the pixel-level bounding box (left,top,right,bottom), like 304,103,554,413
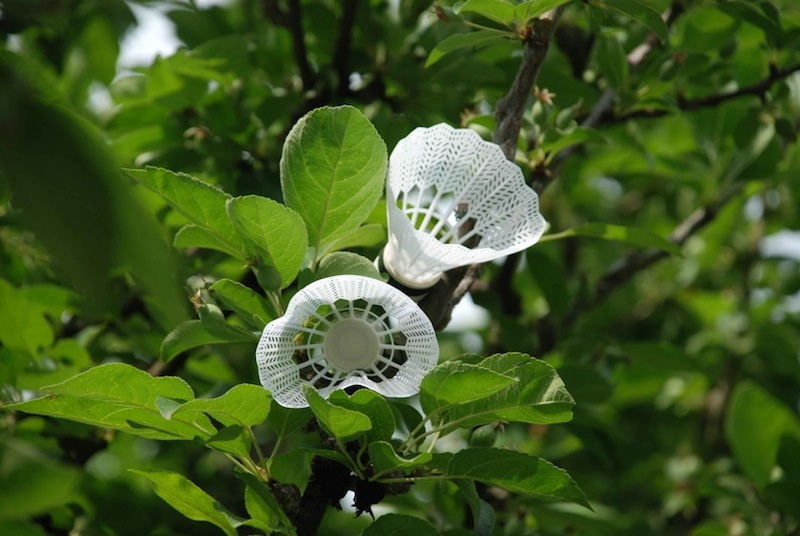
131,469,246,536
172,383,271,429
308,252,382,283
369,441,432,476
437,354,574,433
426,30,508,68
515,0,574,23
9,363,212,440
302,385,372,443
419,361,518,415
431,448,589,507
280,106,386,262
329,389,395,443
226,195,307,289
205,425,251,458
209,278,275,329
601,0,668,42
126,166,247,258
457,0,515,26
161,319,258,363
0,279,53,358
324,223,386,253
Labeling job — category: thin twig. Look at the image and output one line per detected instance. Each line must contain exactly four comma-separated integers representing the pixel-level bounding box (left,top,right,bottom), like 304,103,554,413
333,0,359,97
418,7,565,330
542,1,684,194
265,0,315,90
561,184,743,330
494,7,566,159
620,63,800,121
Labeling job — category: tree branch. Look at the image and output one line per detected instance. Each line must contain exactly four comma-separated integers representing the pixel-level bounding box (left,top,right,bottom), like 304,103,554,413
333,0,359,97
494,8,565,160
418,8,565,329
540,1,684,194
264,0,315,90
619,63,800,121
557,185,743,335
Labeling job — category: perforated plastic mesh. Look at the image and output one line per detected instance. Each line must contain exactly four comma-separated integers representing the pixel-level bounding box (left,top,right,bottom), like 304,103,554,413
383,124,547,288
256,275,439,408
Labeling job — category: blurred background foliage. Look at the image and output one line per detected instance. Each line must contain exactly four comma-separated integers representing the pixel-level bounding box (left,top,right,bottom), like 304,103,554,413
1,0,800,534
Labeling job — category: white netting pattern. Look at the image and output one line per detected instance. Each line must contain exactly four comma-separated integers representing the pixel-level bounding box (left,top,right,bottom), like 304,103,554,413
383,123,547,288
256,275,439,408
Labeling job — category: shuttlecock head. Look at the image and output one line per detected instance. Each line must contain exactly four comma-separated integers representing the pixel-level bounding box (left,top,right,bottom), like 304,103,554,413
383,124,547,289
256,275,439,408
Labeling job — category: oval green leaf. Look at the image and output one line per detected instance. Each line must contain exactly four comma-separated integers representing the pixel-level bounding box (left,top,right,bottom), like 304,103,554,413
226,195,307,290
280,106,387,262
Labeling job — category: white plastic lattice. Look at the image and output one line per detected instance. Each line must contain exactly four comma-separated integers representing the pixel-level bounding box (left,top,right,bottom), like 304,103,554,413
256,275,439,408
383,124,547,289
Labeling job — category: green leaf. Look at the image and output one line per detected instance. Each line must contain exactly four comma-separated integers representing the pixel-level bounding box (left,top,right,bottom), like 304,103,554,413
267,404,313,439
8,363,212,440
209,278,275,329
238,473,295,535
172,383,271,429
161,319,258,363
717,1,783,45
362,513,439,536
206,425,252,458
601,0,668,43
126,166,247,257
527,249,569,317
540,127,604,155
391,401,424,434
419,361,518,415
595,33,628,89
0,438,79,521
0,61,186,325
131,469,246,536
268,449,313,492
18,283,77,319
324,223,386,253
725,381,800,487
313,252,382,282
173,224,245,258
559,222,682,256
302,385,372,443
457,0,516,26
226,195,308,289
329,389,395,443
426,30,508,68
369,441,432,476
0,278,53,357
455,480,495,536
280,106,386,262
433,448,589,507
515,0,574,23
439,354,574,433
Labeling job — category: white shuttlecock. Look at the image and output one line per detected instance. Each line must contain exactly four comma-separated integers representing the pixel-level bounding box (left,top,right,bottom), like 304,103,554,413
382,123,547,289
256,275,439,408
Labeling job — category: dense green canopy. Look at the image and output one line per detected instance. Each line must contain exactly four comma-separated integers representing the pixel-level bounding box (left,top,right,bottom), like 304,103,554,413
1,1,799,535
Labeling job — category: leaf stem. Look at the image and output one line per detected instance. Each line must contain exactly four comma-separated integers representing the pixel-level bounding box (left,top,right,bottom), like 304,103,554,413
336,437,364,479
267,291,285,317
537,229,574,242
